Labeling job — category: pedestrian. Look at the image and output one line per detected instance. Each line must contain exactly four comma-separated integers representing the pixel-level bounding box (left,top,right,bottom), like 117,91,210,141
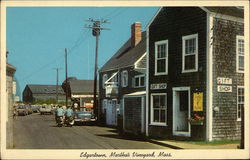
65,106,74,126
56,105,64,125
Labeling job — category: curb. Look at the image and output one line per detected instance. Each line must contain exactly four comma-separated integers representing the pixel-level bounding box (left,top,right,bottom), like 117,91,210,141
147,139,183,149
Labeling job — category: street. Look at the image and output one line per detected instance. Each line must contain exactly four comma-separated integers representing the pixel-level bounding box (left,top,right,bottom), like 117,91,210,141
13,113,169,149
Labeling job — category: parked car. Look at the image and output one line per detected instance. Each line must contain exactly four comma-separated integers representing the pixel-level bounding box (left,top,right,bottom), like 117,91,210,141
74,111,96,125
31,105,40,113
39,105,53,115
26,105,33,114
17,105,28,116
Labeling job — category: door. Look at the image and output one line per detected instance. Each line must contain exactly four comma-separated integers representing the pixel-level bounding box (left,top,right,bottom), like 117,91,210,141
173,87,191,137
106,99,117,126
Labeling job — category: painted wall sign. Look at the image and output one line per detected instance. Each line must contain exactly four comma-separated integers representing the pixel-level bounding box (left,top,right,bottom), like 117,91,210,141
193,92,203,111
217,85,232,92
217,77,232,84
150,83,167,90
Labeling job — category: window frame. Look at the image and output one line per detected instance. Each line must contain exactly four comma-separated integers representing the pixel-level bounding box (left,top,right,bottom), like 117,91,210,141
134,74,145,88
121,70,128,87
236,35,244,73
237,86,244,121
150,93,167,126
102,74,108,89
154,40,168,76
182,33,198,73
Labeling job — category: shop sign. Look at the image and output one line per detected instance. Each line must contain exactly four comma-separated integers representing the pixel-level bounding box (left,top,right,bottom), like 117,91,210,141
193,92,203,111
217,77,232,84
150,83,167,90
217,85,232,92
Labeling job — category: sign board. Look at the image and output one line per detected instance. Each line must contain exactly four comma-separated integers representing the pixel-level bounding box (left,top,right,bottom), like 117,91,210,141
84,103,93,108
193,92,203,111
217,77,232,84
150,83,167,90
217,85,232,92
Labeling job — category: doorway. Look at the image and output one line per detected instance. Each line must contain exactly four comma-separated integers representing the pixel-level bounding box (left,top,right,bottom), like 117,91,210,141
173,87,191,137
106,99,117,126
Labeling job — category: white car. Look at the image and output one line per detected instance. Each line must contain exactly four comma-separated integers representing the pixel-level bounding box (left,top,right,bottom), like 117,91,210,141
39,105,53,115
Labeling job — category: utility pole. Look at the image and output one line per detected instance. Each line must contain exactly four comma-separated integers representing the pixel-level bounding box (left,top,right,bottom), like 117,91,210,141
53,68,61,104
85,18,109,121
65,48,68,107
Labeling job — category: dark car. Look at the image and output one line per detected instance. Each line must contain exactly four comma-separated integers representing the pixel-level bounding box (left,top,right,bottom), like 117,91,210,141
74,111,96,124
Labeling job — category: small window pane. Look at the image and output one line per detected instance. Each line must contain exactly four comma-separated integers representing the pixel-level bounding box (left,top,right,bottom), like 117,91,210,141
185,55,195,70
160,109,166,122
239,56,244,70
135,77,140,87
140,76,145,86
157,59,166,72
153,96,160,108
154,109,159,122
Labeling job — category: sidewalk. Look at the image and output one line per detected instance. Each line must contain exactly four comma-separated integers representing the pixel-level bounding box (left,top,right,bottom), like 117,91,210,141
148,139,240,149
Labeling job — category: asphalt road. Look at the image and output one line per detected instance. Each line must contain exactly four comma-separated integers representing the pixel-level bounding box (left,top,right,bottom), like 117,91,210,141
13,113,169,149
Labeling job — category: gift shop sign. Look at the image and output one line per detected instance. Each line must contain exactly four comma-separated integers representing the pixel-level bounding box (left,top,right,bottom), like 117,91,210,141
150,83,167,90
217,77,232,92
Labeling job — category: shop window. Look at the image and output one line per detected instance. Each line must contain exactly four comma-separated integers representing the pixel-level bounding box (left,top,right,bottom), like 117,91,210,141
151,93,167,125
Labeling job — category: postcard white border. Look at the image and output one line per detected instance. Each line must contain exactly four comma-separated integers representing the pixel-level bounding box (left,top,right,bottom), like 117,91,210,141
1,0,249,159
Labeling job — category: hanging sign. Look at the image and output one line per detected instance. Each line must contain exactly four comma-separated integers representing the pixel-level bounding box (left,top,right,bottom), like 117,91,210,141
217,85,232,92
193,92,203,111
217,77,232,84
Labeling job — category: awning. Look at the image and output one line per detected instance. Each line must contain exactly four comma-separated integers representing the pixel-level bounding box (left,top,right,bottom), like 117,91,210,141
124,91,146,97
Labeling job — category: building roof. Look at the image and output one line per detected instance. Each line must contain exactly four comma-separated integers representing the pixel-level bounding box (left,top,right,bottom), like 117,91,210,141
69,80,99,95
204,7,244,18
99,31,146,72
146,6,244,29
26,85,65,94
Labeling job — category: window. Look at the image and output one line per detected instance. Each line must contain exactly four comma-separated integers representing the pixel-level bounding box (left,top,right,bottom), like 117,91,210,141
237,87,244,121
182,34,198,72
134,75,145,88
102,74,108,88
155,40,168,75
121,70,128,87
151,93,167,125
236,36,244,72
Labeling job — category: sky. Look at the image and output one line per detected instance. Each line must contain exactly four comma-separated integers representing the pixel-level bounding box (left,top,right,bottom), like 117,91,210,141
7,7,159,98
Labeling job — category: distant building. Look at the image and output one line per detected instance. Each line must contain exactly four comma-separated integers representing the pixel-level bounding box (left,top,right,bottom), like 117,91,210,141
22,84,66,103
62,78,98,112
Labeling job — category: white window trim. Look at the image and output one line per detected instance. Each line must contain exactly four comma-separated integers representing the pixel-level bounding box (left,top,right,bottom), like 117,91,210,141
154,40,168,76
182,33,198,73
236,35,244,73
134,74,145,88
121,70,128,87
150,93,167,126
237,86,244,121
102,74,108,89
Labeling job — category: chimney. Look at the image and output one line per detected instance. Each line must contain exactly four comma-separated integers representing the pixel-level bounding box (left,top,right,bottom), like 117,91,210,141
131,22,142,47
